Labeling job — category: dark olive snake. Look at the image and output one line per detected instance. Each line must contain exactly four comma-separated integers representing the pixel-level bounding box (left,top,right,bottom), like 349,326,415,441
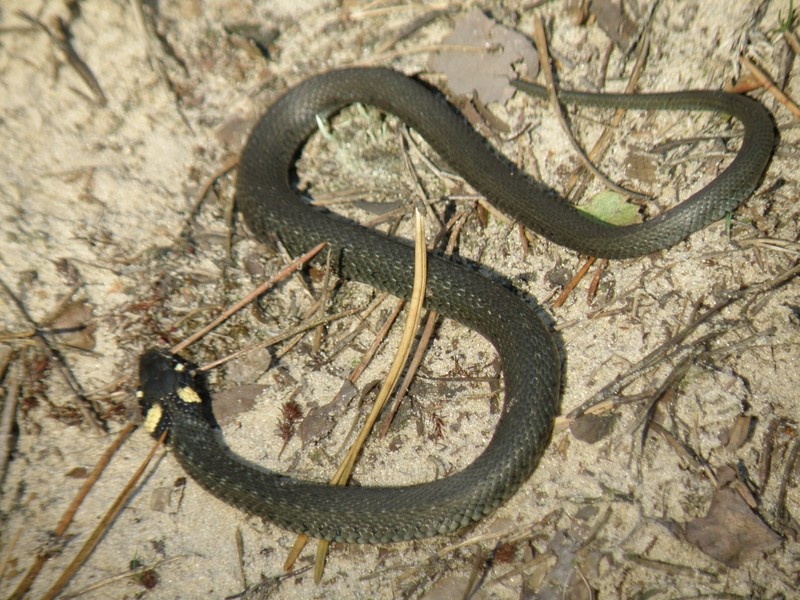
138,67,773,543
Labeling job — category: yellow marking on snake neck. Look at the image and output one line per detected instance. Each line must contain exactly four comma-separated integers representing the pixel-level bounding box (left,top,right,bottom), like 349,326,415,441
144,404,163,434
177,385,202,404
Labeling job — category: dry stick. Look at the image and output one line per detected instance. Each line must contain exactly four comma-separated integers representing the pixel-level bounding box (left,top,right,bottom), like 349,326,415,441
554,35,650,298
38,432,167,600
373,8,447,54
632,353,695,441
347,298,406,385
784,29,800,55
0,361,20,484
58,555,186,599
587,259,608,302
0,527,21,583
0,279,104,434
7,423,135,600
531,17,645,307
379,208,471,437
351,42,497,67
170,242,326,354
569,261,800,421
530,16,647,201
191,156,239,225
568,30,650,200
312,250,335,353
310,206,428,583
372,131,444,435
345,1,450,21
647,421,717,486
737,237,800,257
777,439,800,530
200,306,363,372
283,304,406,570
394,519,547,584
16,11,107,106
553,256,596,308
741,54,800,119
130,0,193,131
325,292,392,359
378,311,438,438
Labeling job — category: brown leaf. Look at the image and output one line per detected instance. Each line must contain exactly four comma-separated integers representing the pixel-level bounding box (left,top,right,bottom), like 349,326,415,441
684,487,780,567
211,385,263,423
570,413,617,444
588,0,638,51
298,380,358,446
50,300,96,350
723,414,753,451
429,8,538,104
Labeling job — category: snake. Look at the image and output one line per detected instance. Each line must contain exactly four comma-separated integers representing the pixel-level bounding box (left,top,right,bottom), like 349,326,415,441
137,67,773,544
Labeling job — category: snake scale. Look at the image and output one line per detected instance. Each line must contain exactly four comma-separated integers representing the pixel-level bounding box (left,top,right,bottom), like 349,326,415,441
138,67,773,543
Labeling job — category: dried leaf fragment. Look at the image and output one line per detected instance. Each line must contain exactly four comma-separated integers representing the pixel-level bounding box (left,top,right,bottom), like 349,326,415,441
588,0,638,51
570,413,617,443
429,8,538,103
211,385,263,423
50,300,96,350
684,487,780,567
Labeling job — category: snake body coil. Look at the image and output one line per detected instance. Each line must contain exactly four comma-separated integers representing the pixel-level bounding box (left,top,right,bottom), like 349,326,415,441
138,67,773,543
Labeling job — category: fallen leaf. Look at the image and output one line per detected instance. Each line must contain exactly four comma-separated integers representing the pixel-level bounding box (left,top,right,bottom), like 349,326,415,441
299,380,358,446
429,8,538,103
580,191,642,226
588,0,638,51
570,413,617,443
212,385,263,423
624,151,657,184
50,300,96,350
722,414,753,451
684,487,781,567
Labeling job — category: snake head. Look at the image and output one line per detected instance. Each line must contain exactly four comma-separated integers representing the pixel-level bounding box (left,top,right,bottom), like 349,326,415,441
137,349,208,441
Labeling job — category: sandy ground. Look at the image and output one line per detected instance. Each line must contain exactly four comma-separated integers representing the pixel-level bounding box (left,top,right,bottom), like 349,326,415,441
1,0,799,598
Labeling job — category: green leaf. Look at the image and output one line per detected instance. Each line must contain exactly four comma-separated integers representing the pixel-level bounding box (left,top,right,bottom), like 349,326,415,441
579,191,642,226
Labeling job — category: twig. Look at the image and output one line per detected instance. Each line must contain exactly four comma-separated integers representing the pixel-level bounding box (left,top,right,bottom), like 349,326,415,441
553,257,596,308
187,155,239,238
310,205,429,582
563,32,650,199
16,11,107,106
312,249,335,353
784,29,800,55
741,54,800,119
379,311,437,437
59,555,187,599
0,277,104,432
7,423,135,600
324,293,392,359
130,0,193,130
570,262,800,419
530,16,647,201
39,432,166,600
0,361,20,484
374,9,448,54
170,242,326,354
199,306,362,372
0,521,21,582
777,438,800,530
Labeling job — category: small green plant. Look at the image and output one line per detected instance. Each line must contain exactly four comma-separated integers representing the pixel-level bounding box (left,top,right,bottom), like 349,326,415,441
776,0,797,33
